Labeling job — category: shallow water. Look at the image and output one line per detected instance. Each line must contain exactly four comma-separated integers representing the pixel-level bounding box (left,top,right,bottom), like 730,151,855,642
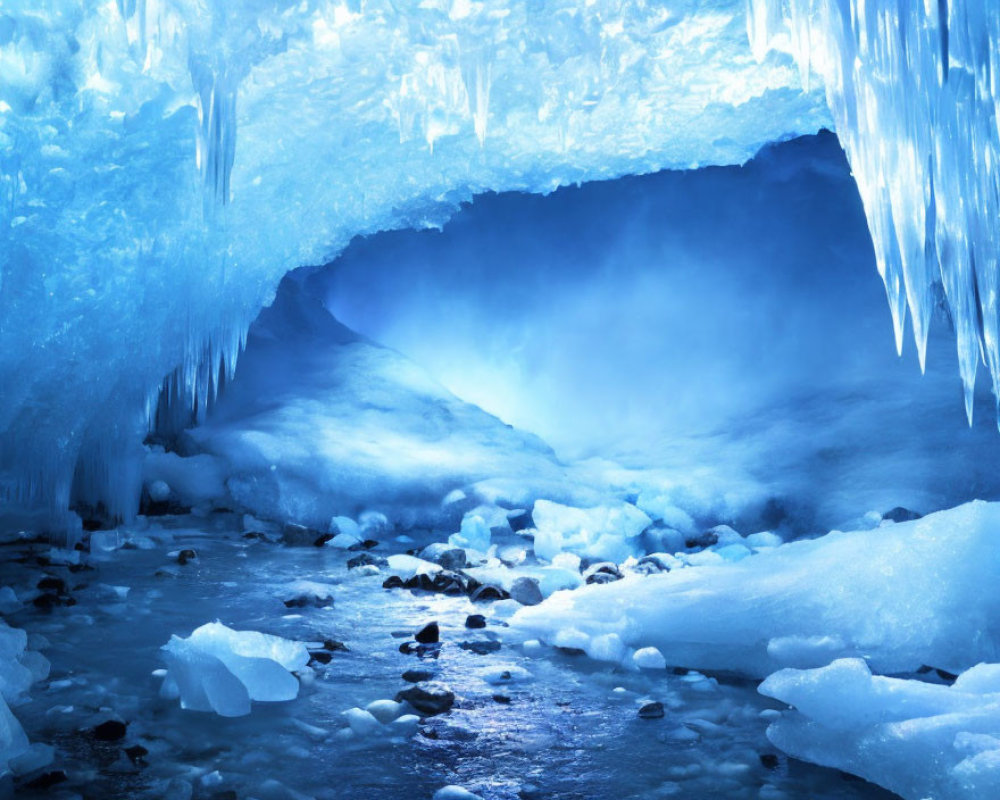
2,514,898,799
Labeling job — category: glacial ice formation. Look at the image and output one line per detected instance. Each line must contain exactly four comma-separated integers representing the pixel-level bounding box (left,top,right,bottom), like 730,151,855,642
748,0,1000,423
161,621,309,717
761,658,1000,799
0,0,826,527
512,501,1000,678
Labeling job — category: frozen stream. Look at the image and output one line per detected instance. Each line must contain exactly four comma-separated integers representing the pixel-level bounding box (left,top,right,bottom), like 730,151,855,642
3,514,896,800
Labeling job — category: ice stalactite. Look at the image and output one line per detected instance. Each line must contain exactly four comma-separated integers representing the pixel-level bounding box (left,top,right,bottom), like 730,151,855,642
747,0,1000,424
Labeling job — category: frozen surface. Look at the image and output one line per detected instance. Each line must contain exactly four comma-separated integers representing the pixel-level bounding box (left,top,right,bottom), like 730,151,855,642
0,0,826,525
162,621,309,717
513,501,1000,678
750,0,1000,422
761,658,1000,800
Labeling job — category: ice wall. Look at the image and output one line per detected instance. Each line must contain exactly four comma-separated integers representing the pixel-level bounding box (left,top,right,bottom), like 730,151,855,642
0,0,826,528
748,0,1000,424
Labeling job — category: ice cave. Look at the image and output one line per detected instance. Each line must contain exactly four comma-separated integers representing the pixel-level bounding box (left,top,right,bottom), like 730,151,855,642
3,0,1000,798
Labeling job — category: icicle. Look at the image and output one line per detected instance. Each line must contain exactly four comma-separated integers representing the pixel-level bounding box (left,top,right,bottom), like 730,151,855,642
191,59,238,207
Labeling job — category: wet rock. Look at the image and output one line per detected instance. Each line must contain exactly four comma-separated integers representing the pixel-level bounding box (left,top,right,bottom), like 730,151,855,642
125,745,149,765
469,583,510,603
460,640,502,655
396,682,455,716
419,543,467,571
415,622,440,644
92,720,128,741
36,576,66,593
685,530,719,549
282,522,328,547
492,694,511,704
24,771,67,790
399,641,441,657
583,562,623,585
759,753,780,770
465,614,487,629
882,506,922,523
176,549,197,565
33,593,74,610
556,646,586,657
348,538,380,551
308,650,332,666
634,555,670,575
346,552,387,569
382,575,405,589
638,702,664,719
402,668,435,683
323,639,348,652
509,577,543,606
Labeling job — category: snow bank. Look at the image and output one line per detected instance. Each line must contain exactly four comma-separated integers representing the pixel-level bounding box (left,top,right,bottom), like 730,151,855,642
531,499,652,563
161,622,309,717
760,658,1000,800
513,501,1000,677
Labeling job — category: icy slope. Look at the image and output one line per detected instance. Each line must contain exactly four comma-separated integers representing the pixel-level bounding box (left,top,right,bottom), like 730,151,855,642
0,0,825,526
155,270,588,530
512,501,1000,678
749,0,1000,421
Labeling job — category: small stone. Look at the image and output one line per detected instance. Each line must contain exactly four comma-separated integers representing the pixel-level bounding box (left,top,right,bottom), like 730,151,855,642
402,669,435,683
509,577,543,606
492,694,511,704
177,549,197,565
583,562,623,585
25,771,67,790
323,639,348,652
347,552,387,569
348,538,380,551
465,614,486,629
459,640,501,655
92,720,128,741
882,506,922,523
419,543,467,571
382,575,405,589
282,522,324,547
396,682,455,716
125,744,149,764
469,584,509,603
638,702,664,719
36,576,66,593
685,530,719,549
415,622,440,644
759,753,780,770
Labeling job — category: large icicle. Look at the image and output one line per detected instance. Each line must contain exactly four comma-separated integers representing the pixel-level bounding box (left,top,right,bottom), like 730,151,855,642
747,0,1000,424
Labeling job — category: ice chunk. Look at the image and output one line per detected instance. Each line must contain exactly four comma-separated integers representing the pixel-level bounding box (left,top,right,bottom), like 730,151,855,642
449,513,491,553
162,622,309,717
760,658,1000,799
514,501,1000,677
531,500,652,562
633,647,667,670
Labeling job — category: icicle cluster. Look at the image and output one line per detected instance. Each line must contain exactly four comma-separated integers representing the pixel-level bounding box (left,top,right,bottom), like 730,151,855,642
748,0,1000,424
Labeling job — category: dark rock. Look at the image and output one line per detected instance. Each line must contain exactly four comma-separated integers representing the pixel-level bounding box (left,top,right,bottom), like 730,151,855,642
243,531,269,541
382,575,405,589
308,651,332,666
402,668,435,683
470,584,509,603
282,522,326,547
492,694,511,704
460,640,502,655
883,506,922,523
582,562,623,585
465,614,487,629
25,771,68,790
638,701,664,719
323,639,348,652
685,530,719,549
399,641,441,657
124,744,149,764
418,544,467,571
92,720,128,741
33,593,74,610
348,539,380,551
759,753,780,770
936,668,958,683
507,509,533,532
509,576,543,606
671,667,690,676
415,622,440,644
556,646,586,657
395,682,455,716
634,555,670,575
431,571,468,595
177,549,197,565
36,576,66,593
346,552,387,569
